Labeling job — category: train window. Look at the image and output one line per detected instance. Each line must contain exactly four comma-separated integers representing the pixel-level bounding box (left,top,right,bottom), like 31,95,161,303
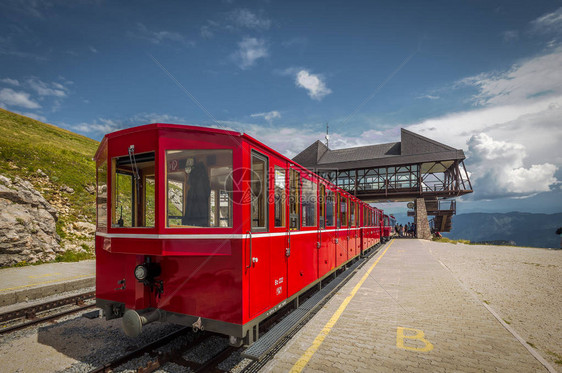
96,160,107,229
289,169,300,230
112,152,155,228
350,201,355,227
166,149,233,228
251,152,268,230
302,178,317,227
326,190,334,227
355,202,360,226
274,167,286,227
340,196,347,227
336,194,341,227
319,185,326,229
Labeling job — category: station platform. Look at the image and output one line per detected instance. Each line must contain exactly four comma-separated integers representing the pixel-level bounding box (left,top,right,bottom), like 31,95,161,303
0,260,95,308
260,239,556,372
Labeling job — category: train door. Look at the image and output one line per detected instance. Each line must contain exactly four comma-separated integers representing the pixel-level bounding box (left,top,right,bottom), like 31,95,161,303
287,168,301,296
317,184,332,277
325,188,336,272
348,201,359,257
289,173,318,295
364,209,369,248
248,151,270,318
348,200,356,259
269,163,289,307
336,194,348,266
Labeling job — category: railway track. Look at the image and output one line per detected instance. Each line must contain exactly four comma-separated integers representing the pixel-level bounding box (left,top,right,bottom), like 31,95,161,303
90,327,239,373
0,291,96,335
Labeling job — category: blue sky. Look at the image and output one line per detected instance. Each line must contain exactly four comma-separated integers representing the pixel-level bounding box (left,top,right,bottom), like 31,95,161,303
1,0,561,218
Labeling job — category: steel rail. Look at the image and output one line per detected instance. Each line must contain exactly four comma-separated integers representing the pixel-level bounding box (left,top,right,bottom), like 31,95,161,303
0,303,95,335
0,291,95,323
89,327,193,373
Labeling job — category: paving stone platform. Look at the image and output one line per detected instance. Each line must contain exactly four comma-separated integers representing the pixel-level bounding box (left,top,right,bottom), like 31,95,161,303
0,260,95,308
260,239,554,372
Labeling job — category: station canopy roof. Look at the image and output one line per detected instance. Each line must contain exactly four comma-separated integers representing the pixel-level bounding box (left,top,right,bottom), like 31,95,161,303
293,128,466,171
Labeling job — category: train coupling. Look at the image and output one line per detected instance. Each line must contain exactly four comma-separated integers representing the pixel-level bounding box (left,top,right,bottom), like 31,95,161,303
122,308,163,337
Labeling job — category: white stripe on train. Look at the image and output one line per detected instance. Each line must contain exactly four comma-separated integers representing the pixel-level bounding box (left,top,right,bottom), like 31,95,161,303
95,227,377,240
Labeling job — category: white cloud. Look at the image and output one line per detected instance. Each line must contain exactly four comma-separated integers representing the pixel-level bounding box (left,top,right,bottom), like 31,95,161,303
458,48,562,106
282,37,308,48
231,37,268,69
201,9,270,38
133,23,193,46
200,21,218,38
27,78,67,97
89,46,98,53
73,118,120,134
1,78,20,86
502,30,519,42
228,9,271,30
295,70,332,101
531,7,562,34
466,133,558,199
71,113,186,135
218,120,397,159
250,110,281,122
417,94,439,100
0,88,40,109
22,112,46,122
131,113,185,124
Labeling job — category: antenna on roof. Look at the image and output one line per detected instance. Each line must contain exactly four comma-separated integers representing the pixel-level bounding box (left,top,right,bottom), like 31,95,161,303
325,122,330,148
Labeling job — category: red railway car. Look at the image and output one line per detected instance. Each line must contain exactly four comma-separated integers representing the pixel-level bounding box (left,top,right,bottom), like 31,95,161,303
382,214,396,241
94,123,384,346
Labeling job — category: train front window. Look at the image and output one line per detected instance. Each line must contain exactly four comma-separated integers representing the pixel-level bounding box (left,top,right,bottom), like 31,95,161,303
112,152,155,228
166,149,233,228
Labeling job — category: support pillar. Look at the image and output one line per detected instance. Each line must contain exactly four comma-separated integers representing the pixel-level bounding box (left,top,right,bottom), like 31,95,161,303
415,198,432,240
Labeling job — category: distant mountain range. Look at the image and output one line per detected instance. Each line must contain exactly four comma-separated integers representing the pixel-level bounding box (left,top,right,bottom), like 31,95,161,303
444,212,562,249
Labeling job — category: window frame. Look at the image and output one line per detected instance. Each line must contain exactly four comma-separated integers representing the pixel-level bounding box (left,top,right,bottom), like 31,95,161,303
301,175,317,228
251,150,269,232
273,165,287,228
111,151,156,229
326,188,335,228
164,148,234,229
289,168,300,230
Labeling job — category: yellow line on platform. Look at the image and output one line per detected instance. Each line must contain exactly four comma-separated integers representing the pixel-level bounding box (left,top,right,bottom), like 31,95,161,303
28,272,62,279
290,239,395,373
0,274,93,292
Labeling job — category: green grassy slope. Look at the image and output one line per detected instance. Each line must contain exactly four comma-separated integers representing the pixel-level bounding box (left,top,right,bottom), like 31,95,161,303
0,108,99,236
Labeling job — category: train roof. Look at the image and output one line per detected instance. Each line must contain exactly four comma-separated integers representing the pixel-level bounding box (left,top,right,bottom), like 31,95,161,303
95,123,382,211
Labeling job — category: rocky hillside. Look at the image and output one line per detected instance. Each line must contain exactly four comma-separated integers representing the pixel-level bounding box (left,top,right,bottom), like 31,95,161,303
0,109,99,267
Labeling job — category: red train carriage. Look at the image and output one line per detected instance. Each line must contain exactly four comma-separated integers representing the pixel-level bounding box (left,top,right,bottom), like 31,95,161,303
382,214,396,241
94,123,383,346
